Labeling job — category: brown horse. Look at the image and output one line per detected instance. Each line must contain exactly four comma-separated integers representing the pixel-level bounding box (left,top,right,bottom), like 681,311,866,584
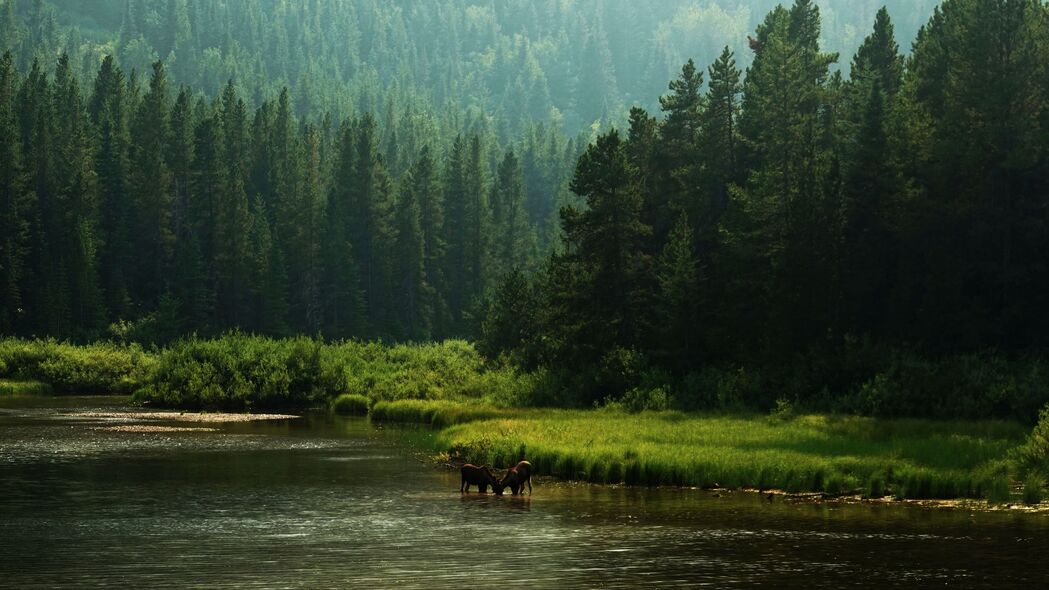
460,464,500,493
498,460,533,496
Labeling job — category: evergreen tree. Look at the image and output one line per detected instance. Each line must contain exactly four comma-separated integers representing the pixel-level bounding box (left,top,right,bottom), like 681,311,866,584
548,129,651,367
89,55,134,320
442,134,490,332
650,59,704,245
0,51,28,332
698,47,742,223
655,211,700,372
403,145,450,336
491,149,536,277
213,80,252,327
391,182,433,341
322,121,366,338
129,61,175,307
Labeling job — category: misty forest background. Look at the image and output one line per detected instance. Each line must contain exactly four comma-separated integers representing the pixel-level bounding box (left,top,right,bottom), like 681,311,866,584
1,0,1048,419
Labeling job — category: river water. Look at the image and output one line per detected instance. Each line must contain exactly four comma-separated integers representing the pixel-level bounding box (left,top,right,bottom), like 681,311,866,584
1,396,1047,588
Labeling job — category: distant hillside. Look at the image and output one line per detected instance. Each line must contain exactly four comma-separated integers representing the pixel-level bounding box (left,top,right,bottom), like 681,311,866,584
3,0,940,134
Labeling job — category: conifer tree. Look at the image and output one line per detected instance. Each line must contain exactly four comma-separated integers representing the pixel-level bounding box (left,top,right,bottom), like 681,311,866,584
0,51,28,332
391,183,433,341
403,146,450,336
698,47,742,222
90,55,134,319
655,211,700,371
491,149,536,277
322,122,366,339
129,61,175,307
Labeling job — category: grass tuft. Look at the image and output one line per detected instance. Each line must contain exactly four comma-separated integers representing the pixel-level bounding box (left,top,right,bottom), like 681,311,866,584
331,393,370,415
0,379,54,395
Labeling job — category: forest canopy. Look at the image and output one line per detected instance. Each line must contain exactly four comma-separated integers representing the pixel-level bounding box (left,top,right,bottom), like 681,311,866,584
1,0,1047,417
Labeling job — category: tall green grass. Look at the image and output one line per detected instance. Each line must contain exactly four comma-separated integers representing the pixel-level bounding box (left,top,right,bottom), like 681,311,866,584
331,393,371,415
434,409,1026,500
371,399,508,428
0,338,153,393
0,379,54,395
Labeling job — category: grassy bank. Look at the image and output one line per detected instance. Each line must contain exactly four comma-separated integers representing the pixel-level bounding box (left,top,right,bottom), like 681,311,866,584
380,400,1031,501
371,399,509,428
0,379,54,395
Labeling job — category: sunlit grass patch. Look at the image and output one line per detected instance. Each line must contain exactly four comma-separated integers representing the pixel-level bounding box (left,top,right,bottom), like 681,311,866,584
331,393,370,415
0,379,54,395
435,409,1026,500
371,399,509,428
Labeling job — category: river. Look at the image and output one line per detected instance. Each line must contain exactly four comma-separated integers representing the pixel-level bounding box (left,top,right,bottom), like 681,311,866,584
1,396,1047,588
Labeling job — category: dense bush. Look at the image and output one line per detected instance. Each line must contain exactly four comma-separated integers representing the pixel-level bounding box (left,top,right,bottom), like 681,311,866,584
1016,405,1049,477
0,338,153,393
331,394,370,415
833,352,1049,421
133,334,518,410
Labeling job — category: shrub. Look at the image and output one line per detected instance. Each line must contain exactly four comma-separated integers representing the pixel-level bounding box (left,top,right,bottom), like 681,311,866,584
331,393,370,415
1022,476,1044,505
0,338,153,394
1016,405,1049,475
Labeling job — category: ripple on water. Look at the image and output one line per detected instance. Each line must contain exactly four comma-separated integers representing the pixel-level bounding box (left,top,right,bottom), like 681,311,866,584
2,401,1049,589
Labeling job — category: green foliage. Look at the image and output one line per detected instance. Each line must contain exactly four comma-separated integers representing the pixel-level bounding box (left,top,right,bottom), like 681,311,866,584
2,0,1049,427
131,334,517,410
436,410,1026,499
371,399,506,429
0,338,152,393
0,379,53,395
1022,475,1044,505
1016,406,1049,476
836,352,1049,421
331,393,370,416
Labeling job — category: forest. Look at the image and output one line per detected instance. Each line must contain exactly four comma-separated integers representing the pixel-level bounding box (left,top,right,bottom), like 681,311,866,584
1,0,1048,419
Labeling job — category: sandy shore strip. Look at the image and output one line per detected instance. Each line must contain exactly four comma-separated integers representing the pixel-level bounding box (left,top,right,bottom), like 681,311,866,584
92,425,221,433
68,411,301,423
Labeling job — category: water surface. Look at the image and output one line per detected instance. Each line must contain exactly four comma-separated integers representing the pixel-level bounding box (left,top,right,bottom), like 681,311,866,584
1,396,1047,588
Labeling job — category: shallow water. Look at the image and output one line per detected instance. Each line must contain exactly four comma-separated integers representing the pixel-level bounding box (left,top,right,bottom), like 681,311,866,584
1,397,1047,588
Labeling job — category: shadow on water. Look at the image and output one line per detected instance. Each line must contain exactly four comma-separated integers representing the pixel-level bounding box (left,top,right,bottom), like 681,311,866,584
1,396,1048,589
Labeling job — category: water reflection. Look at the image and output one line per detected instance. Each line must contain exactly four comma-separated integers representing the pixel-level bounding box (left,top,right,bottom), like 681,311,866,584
0,397,1047,589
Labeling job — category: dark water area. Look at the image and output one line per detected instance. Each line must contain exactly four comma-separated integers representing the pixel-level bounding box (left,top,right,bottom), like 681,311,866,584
1,397,1047,588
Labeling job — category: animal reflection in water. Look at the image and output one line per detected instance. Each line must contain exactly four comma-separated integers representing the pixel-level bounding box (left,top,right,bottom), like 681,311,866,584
460,461,533,496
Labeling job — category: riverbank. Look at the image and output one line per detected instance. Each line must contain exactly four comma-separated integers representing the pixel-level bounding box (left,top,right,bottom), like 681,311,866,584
371,399,1043,503
2,336,1046,502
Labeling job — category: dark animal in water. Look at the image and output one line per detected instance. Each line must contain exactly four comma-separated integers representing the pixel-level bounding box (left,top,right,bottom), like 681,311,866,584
460,464,499,493
748,35,763,53
499,461,534,496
